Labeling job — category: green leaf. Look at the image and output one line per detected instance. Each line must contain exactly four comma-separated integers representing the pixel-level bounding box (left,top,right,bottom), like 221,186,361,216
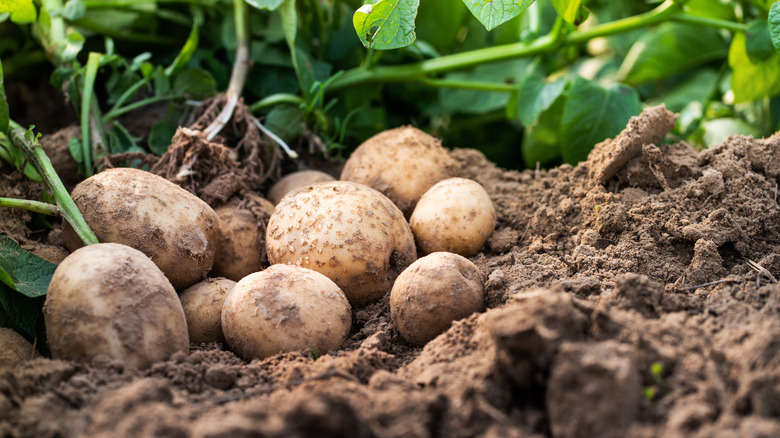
646,69,719,113
0,0,36,23
61,0,86,20
696,118,763,147
560,76,641,164
165,12,201,77
768,1,780,54
439,59,533,115
353,0,420,50
264,104,305,142
0,59,8,134
0,236,57,298
618,23,727,85
246,0,285,10
0,284,44,339
173,68,217,100
517,72,567,125
746,20,774,62
522,94,566,167
462,0,534,31
148,120,177,156
551,0,580,24
107,122,141,154
729,31,780,103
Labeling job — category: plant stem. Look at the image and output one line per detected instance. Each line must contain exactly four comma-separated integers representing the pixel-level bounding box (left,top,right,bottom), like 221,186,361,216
81,52,101,177
419,78,518,92
103,77,152,122
8,123,98,246
103,94,179,122
203,0,249,140
249,93,306,113
669,12,748,33
327,0,681,92
0,198,60,216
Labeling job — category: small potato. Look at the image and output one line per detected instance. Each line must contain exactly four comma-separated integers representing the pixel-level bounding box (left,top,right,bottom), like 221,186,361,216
266,181,417,305
340,126,457,217
212,195,274,281
63,167,219,290
390,252,485,345
410,177,497,257
180,278,236,345
0,328,38,367
44,243,189,369
221,264,351,360
268,170,335,205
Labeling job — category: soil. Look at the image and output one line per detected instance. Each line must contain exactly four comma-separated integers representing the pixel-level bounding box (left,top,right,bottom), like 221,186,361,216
1,105,780,437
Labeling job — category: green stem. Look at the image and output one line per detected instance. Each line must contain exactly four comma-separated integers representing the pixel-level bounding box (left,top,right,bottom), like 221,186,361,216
81,52,101,177
103,94,178,122
249,93,306,113
327,0,680,92
0,198,60,216
419,78,518,92
8,123,98,246
103,77,152,123
71,19,175,44
669,12,748,33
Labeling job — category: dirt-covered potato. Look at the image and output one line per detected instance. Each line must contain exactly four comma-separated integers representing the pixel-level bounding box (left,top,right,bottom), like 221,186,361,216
268,170,335,205
340,126,458,217
0,327,38,367
221,264,351,360
44,243,189,369
266,181,417,305
410,177,497,257
62,167,219,289
390,252,485,345
212,195,274,281
180,277,236,345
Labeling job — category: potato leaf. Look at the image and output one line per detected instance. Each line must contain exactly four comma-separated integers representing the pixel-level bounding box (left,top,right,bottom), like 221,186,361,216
0,284,44,339
522,94,566,167
560,76,640,164
0,0,36,23
0,59,8,134
517,70,567,126
353,0,420,50
729,31,780,103
769,1,780,54
0,236,56,298
462,0,534,31
745,20,774,62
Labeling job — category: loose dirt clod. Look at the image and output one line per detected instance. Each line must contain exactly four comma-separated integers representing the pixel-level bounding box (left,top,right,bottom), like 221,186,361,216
1,105,779,437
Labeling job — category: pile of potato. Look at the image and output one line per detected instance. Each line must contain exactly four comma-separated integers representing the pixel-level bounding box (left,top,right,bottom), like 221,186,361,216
41,126,497,368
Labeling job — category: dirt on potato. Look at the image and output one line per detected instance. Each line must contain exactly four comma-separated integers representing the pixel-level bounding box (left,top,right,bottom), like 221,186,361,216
2,105,780,437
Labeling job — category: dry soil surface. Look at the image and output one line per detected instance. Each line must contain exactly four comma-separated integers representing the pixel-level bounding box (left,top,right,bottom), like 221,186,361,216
1,106,780,437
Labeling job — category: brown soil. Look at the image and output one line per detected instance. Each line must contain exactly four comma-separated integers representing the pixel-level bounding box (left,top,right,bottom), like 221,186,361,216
2,106,780,437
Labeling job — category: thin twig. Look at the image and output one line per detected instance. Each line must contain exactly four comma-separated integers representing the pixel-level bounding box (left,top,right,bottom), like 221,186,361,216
747,260,778,283
677,279,742,292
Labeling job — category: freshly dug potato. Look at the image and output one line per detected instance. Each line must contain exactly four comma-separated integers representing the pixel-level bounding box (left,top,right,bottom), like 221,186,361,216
410,177,497,257
266,181,417,305
221,264,351,360
180,277,236,345
0,328,38,367
212,195,275,281
62,167,219,289
44,243,189,369
390,252,485,345
268,170,335,205
340,126,457,217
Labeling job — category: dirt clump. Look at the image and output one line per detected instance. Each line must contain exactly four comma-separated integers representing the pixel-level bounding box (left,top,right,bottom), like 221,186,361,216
1,105,780,437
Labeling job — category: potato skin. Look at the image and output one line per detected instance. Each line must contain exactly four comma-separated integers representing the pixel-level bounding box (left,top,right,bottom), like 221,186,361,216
212,196,274,281
268,170,335,205
180,278,236,345
62,168,218,289
410,178,497,257
0,328,38,367
44,243,189,369
340,126,457,217
390,252,485,345
221,264,351,360
266,181,417,305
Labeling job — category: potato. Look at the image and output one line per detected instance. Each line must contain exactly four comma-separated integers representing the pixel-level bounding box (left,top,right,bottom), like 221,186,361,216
410,177,497,257
268,170,335,205
221,264,351,360
180,278,236,345
44,243,189,369
62,167,219,289
390,252,485,345
212,195,274,281
266,181,417,305
0,328,38,367
340,126,457,217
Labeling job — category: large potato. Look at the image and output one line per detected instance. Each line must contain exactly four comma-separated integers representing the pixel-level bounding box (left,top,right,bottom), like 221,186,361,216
267,170,335,205
180,277,236,345
44,243,189,369
212,195,274,281
390,252,485,345
62,167,218,289
340,126,457,217
266,181,416,306
410,177,497,257
221,264,351,360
